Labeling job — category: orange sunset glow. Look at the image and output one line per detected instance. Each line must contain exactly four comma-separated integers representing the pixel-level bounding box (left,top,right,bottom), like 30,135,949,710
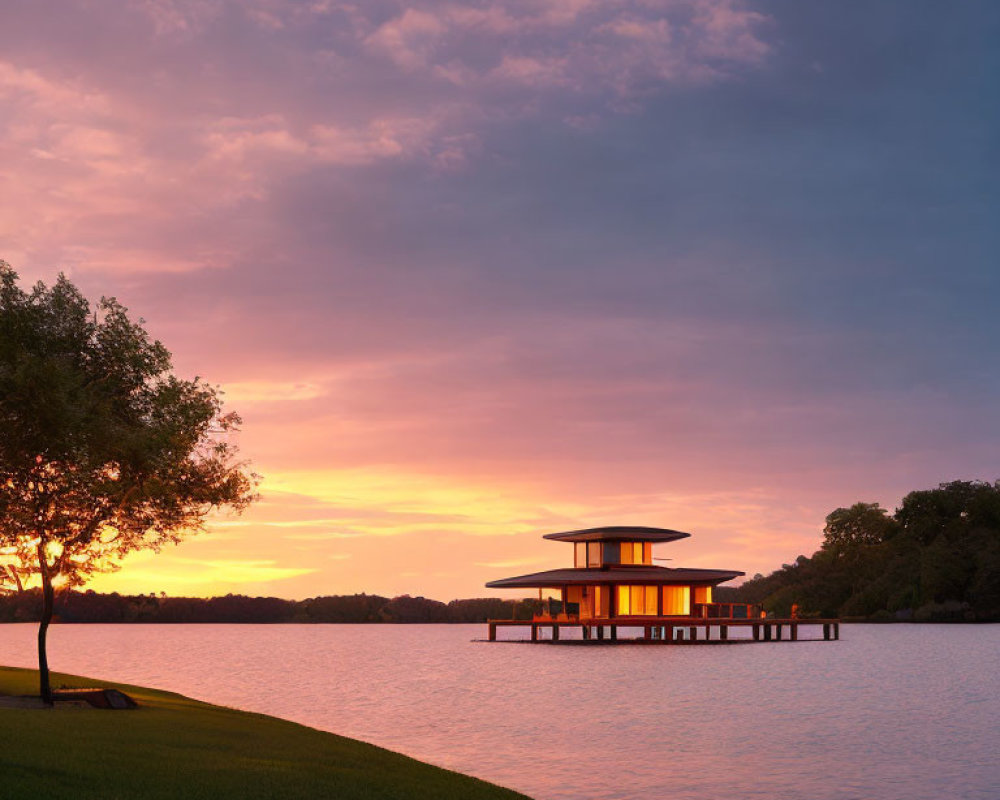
3,0,996,602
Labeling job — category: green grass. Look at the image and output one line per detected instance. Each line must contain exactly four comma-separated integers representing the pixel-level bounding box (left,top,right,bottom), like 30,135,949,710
0,666,531,800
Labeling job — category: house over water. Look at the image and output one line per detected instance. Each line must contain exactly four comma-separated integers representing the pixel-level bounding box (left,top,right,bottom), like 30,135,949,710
487,525,743,619
485,526,840,643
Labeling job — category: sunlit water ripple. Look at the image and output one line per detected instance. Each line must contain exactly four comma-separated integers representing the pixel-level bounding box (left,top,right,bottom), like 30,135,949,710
1,623,997,800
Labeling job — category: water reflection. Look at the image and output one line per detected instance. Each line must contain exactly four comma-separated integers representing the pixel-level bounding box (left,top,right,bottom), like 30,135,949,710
0,624,997,800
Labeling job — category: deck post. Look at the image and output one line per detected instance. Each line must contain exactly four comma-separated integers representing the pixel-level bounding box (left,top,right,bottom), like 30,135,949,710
531,624,538,642
720,625,728,641
790,623,797,641
834,622,840,640
489,623,496,641
776,624,783,641
552,624,560,641
763,624,772,642
597,625,604,640
583,625,590,641
752,623,760,641
644,626,652,641
823,623,830,641
689,626,697,641
610,625,617,641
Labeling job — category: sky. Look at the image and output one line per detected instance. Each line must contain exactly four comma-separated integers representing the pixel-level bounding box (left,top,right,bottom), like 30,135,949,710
1,0,997,601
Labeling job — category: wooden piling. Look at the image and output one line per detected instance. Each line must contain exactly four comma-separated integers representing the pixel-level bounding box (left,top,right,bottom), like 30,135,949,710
552,625,560,641
791,623,797,641
689,626,697,641
610,625,617,641
752,623,760,641
763,624,772,642
776,624,783,641
531,624,538,642
489,623,497,641
823,623,830,641
720,625,728,641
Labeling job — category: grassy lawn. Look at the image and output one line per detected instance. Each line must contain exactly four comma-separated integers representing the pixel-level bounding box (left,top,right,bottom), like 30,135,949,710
0,666,531,800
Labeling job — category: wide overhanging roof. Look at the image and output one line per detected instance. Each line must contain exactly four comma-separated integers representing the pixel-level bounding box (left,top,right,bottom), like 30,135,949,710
542,526,690,543
486,566,744,589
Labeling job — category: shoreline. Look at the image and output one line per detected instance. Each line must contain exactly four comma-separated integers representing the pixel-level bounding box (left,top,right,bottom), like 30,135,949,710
0,665,531,800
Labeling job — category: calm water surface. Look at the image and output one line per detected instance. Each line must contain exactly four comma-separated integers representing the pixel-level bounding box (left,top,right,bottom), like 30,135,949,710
1,623,997,800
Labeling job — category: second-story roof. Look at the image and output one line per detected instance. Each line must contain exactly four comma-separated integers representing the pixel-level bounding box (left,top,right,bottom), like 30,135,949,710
542,525,690,543
486,566,743,588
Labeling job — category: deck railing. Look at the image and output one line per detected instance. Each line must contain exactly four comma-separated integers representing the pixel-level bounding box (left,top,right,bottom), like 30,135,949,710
532,601,759,622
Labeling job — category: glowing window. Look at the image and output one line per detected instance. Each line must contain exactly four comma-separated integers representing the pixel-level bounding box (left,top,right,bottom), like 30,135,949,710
693,586,712,604
644,586,658,615
643,542,652,565
630,585,643,612
587,542,601,567
575,543,586,568
617,585,631,615
594,586,608,617
662,586,690,616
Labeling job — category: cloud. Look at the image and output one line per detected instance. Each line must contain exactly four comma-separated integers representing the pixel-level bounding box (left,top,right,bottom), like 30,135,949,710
360,0,771,96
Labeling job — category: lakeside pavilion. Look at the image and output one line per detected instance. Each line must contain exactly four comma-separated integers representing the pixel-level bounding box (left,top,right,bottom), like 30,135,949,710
485,526,840,643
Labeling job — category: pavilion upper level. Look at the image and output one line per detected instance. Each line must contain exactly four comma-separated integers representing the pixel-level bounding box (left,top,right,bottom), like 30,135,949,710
547,525,689,569
486,525,744,590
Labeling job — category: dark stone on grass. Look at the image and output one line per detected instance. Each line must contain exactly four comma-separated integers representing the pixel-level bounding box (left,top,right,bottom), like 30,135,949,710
52,688,138,709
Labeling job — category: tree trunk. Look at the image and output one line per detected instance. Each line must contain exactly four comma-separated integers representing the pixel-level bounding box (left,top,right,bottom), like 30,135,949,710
37,541,54,705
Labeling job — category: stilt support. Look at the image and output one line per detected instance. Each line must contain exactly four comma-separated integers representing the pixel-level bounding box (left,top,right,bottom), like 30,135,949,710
720,625,728,641
791,623,797,641
610,625,617,641
531,624,538,642
552,625,560,641
823,623,830,641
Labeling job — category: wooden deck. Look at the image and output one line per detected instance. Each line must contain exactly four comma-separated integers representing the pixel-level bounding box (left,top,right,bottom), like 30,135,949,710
486,616,841,643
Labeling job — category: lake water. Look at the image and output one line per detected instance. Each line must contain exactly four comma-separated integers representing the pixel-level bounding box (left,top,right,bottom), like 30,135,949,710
1,623,997,800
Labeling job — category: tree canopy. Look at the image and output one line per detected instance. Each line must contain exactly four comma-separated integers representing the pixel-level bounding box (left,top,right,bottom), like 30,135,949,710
731,480,1000,621
821,502,898,556
0,262,258,699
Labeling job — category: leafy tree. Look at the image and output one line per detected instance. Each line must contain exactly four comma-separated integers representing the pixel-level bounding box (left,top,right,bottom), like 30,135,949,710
734,481,1000,621
822,502,897,555
0,539,34,594
0,263,258,702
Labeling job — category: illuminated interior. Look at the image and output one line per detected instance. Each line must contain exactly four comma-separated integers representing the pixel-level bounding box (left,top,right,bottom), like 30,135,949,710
662,585,690,616
694,586,712,604
566,585,611,618
616,584,660,615
606,542,653,566
570,541,657,568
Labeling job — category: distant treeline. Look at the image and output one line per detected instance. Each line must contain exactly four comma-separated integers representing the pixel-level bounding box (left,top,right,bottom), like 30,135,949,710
0,590,544,625
4,480,996,625
727,480,1000,622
